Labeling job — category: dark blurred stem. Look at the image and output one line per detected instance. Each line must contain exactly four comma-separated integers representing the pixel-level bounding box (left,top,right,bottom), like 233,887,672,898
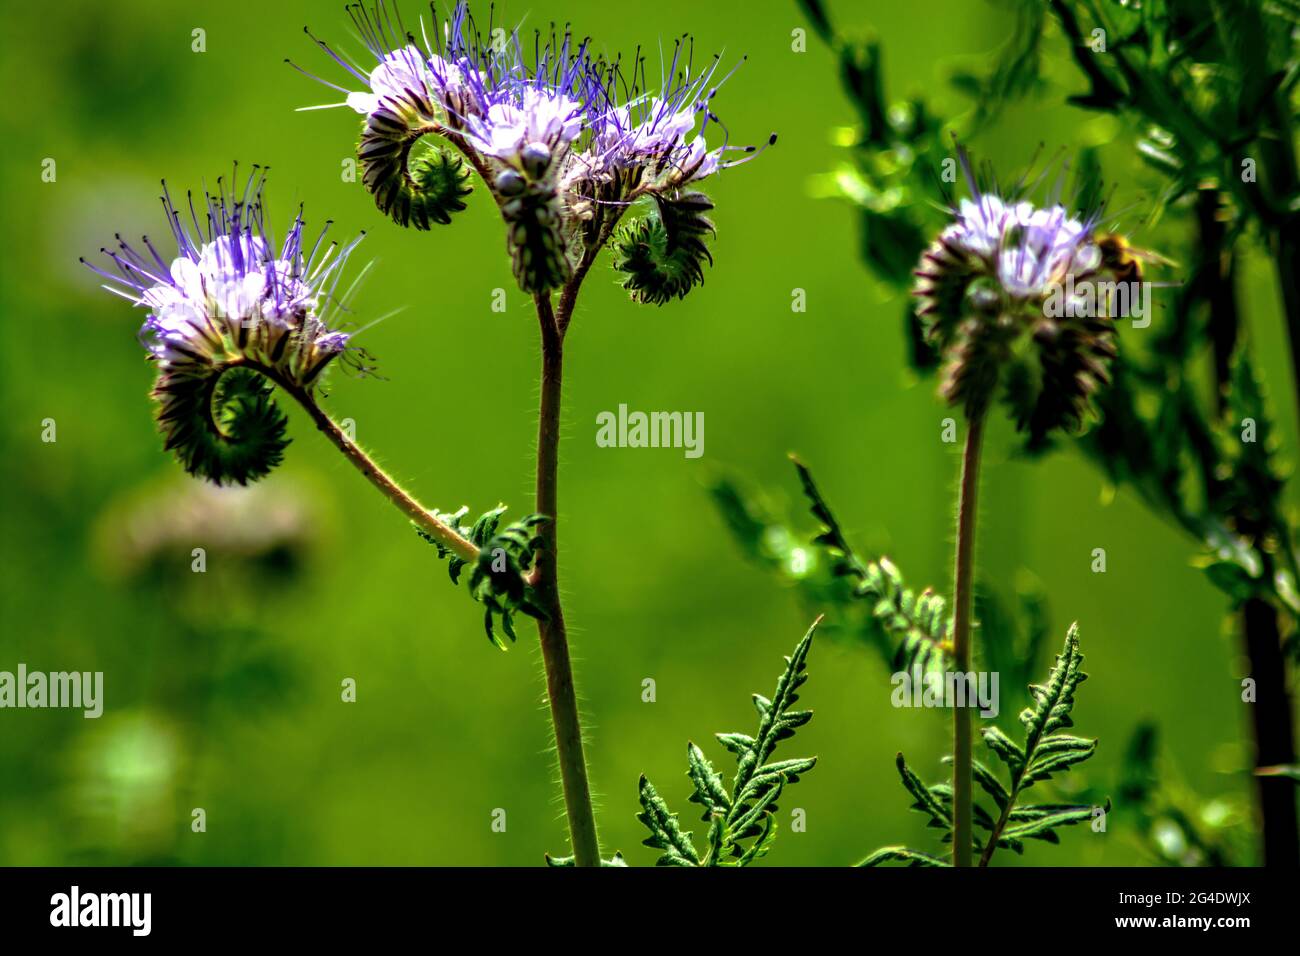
1197,189,1300,867
1243,597,1300,866
1197,190,1239,416
532,291,601,867
952,411,986,867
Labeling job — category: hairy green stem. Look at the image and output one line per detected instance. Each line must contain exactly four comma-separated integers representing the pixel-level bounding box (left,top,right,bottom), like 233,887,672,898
952,411,986,867
533,291,601,867
272,375,478,564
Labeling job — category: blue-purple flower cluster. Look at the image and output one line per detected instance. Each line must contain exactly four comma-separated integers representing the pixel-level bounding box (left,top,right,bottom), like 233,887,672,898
85,170,363,390
911,148,1121,435
299,1,764,193
295,2,772,294
914,152,1106,321
84,170,368,484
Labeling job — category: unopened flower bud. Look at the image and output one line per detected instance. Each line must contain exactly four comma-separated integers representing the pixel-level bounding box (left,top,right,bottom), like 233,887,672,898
495,169,526,197
520,142,551,179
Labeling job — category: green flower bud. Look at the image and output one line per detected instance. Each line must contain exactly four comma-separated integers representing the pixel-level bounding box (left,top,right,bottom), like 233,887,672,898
612,190,716,306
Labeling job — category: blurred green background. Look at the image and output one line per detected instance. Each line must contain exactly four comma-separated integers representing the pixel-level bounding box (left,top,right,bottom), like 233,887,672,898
1,0,1295,866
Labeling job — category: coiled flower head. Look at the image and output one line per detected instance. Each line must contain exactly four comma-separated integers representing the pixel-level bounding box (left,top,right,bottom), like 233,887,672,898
913,148,1121,439
582,41,774,305
84,169,367,485
296,2,771,301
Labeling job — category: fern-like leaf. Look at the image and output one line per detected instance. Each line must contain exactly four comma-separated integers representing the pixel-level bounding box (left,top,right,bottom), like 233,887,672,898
865,625,1103,865
636,620,820,866
859,846,952,867
636,775,701,867
976,624,1102,864
1019,622,1088,744
794,457,954,673
894,752,952,833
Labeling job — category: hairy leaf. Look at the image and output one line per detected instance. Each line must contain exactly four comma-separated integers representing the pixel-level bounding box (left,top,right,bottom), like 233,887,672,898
859,846,951,868
634,620,820,865
636,775,701,867
416,507,549,648
866,626,1103,865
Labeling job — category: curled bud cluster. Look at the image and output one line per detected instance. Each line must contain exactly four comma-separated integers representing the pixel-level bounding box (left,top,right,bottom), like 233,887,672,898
613,190,715,305
913,150,1122,439
84,169,366,485
297,0,772,299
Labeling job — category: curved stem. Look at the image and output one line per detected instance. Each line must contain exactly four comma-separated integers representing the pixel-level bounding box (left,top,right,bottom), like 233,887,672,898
533,291,601,867
951,411,986,867
277,378,479,564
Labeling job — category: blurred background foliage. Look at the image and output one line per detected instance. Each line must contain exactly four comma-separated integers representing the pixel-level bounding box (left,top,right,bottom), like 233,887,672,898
0,0,1295,865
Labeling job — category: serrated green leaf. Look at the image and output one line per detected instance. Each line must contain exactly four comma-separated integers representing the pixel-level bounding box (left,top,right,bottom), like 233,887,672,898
1021,624,1087,742
635,620,819,867
1007,802,1095,822
737,757,818,806
733,814,778,866
1025,735,1098,783
686,742,731,820
728,777,785,839
977,627,1100,865
859,846,952,867
741,620,816,780
716,732,755,756
869,627,1102,866
895,753,952,829
636,775,700,867
972,759,1010,809
1001,805,1095,843
982,725,1026,775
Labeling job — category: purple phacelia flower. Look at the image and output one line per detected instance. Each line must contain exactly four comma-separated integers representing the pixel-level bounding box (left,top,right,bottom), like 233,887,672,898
83,169,370,485
576,41,772,194
913,147,1123,437
294,2,773,298
85,168,364,390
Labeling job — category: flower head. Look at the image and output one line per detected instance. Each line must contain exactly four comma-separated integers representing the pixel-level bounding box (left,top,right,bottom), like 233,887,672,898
84,169,367,484
296,2,772,300
912,147,1126,439
575,42,769,194
463,86,585,163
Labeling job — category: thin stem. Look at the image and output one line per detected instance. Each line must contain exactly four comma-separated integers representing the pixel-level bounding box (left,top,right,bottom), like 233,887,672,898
532,290,601,867
278,377,479,564
1242,596,1300,866
979,775,1019,868
951,410,986,868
